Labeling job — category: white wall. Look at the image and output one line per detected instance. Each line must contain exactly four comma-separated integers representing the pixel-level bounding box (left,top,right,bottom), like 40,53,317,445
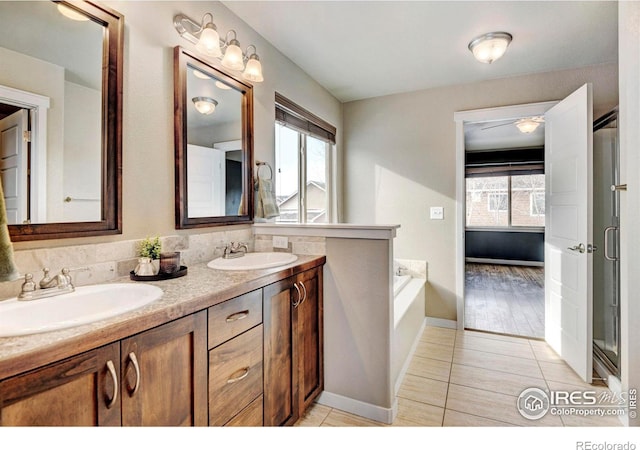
0,46,65,223
343,63,618,320
618,1,640,428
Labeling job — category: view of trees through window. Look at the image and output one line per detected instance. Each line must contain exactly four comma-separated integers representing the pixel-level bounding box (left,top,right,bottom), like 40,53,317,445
466,174,545,227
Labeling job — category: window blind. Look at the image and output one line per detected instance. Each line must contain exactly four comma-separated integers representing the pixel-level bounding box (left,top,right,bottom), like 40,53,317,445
275,92,336,144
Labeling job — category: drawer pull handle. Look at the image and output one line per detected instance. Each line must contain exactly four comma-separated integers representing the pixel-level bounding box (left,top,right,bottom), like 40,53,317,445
127,352,141,396
105,360,118,409
227,367,250,384
226,310,250,322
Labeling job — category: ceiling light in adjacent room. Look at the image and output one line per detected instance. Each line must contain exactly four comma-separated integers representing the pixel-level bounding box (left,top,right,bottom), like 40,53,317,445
468,32,513,64
515,117,543,133
215,81,232,90
193,69,211,80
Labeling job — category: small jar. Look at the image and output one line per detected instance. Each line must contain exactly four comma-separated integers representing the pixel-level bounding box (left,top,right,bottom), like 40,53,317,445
159,252,181,274
134,257,155,276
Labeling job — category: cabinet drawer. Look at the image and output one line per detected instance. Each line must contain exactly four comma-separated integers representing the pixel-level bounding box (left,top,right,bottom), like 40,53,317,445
209,325,263,426
225,395,263,427
208,289,262,349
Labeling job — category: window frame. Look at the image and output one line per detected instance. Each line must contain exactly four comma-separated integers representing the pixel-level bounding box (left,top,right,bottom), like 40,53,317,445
466,174,545,231
274,93,335,224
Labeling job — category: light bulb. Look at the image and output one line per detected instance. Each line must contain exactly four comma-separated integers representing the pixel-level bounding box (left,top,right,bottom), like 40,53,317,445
221,39,245,71
195,24,222,58
242,54,264,82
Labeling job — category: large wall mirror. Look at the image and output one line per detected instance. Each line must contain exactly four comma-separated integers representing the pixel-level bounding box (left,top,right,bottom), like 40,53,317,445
174,46,254,228
0,1,122,241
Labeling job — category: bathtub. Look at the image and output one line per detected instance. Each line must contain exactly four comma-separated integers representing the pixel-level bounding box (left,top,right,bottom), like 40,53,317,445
392,272,426,395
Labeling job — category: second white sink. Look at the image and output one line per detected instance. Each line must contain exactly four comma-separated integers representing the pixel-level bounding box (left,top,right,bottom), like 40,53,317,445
0,283,163,338
207,252,298,271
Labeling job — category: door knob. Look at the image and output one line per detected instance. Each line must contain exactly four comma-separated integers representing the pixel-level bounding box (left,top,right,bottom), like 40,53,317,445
567,243,586,253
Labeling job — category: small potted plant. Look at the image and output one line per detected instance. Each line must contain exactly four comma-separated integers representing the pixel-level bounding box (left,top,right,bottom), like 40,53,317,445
135,236,162,275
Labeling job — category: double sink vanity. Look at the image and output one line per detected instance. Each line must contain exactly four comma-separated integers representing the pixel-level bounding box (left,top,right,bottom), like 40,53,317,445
0,252,325,426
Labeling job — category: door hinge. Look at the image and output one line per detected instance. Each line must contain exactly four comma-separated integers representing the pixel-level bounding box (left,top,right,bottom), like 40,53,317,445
23,130,31,142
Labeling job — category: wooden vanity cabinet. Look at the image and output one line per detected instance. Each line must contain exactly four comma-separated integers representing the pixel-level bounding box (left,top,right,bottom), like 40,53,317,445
263,267,323,426
208,289,264,426
0,343,121,426
0,312,207,427
121,311,208,426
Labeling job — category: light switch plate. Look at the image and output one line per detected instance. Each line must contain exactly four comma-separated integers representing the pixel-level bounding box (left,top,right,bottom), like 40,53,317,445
430,207,444,220
273,236,289,249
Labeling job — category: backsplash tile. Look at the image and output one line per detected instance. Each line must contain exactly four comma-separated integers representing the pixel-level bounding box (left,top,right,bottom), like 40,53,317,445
0,228,254,301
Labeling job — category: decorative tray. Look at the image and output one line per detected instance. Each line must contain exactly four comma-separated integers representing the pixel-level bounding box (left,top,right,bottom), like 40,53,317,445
130,265,188,282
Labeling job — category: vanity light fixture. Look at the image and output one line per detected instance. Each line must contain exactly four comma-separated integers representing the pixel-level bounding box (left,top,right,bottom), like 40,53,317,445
174,12,265,82
515,117,544,134
57,3,90,21
468,31,512,64
192,97,218,115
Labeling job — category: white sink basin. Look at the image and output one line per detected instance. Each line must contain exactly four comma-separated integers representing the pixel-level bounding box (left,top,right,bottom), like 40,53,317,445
0,283,163,338
207,252,298,271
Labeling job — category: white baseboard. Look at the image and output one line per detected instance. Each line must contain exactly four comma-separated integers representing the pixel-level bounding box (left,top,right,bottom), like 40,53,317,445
465,257,544,267
425,317,458,329
316,391,397,425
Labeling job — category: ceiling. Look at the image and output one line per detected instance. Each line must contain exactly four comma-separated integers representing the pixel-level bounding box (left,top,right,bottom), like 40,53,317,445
222,1,618,103
223,1,617,150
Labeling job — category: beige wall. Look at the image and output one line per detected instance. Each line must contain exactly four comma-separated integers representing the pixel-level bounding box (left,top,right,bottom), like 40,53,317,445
343,63,618,320
13,0,341,251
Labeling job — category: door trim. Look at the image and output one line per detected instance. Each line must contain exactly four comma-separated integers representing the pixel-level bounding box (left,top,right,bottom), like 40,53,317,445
453,101,559,330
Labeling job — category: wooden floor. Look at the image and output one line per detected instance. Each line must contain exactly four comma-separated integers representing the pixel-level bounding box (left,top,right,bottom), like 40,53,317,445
464,263,545,339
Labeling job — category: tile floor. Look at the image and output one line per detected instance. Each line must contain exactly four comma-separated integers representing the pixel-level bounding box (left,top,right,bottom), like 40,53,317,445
295,326,622,427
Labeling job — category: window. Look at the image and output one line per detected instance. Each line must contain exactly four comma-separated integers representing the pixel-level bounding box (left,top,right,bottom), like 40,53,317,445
466,174,545,228
488,193,508,212
274,94,335,223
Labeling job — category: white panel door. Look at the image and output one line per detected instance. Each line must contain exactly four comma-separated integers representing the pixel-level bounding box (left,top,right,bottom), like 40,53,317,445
545,84,593,383
187,144,225,217
0,110,28,225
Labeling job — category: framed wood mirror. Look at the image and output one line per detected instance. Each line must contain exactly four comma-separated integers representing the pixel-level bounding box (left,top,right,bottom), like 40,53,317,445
0,1,123,241
174,46,254,228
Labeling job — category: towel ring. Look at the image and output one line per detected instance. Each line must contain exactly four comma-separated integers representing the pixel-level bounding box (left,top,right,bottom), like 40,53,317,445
255,161,273,181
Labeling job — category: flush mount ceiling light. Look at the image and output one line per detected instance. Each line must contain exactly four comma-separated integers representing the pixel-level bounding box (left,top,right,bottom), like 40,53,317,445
515,117,544,133
192,97,218,115
174,12,264,82
468,31,513,64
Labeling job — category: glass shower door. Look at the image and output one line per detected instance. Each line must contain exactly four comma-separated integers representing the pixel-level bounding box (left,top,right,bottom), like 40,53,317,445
592,109,620,375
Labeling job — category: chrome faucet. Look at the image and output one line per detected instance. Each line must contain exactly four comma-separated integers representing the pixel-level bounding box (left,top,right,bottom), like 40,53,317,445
18,267,76,301
223,242,249,259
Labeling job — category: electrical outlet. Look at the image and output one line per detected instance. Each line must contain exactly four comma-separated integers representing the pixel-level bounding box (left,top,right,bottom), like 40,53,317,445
430,207,444,220
273,236,289,249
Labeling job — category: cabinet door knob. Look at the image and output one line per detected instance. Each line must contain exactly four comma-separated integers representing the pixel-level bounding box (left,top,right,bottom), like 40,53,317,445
293,282,302,307
105,360,118,409
126,352,141,396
